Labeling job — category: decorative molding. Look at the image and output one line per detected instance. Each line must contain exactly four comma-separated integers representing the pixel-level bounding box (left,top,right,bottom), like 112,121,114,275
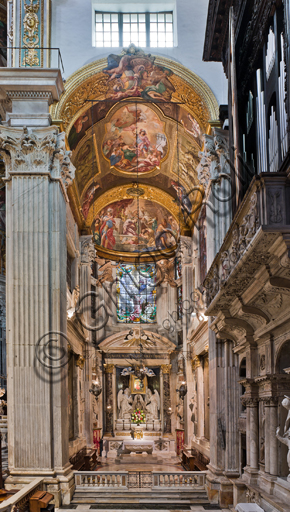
6,91,53,103
21,0,41,67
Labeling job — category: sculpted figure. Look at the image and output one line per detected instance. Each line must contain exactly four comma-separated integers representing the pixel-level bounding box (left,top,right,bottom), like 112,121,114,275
132,393,146,412
146,389,160,419
117,387,133,419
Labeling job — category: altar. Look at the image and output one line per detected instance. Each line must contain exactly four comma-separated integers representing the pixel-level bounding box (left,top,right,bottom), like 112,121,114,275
122,439,154,454
98,330,178,459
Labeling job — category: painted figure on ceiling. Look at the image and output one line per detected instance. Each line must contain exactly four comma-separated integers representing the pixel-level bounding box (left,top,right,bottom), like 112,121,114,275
100,208,116,250
102,104,168,173
103,45,175,102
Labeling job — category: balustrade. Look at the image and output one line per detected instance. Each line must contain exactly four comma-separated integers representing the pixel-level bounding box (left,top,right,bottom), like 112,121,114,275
74,471,128,490
74,470,206,490
151,471,206,489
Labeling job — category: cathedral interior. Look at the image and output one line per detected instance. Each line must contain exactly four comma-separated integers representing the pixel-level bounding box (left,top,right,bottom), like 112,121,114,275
0,1,289,512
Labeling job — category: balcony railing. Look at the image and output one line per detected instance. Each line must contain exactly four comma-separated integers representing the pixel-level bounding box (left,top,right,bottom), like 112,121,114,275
1,47,65,77
204,173,290,314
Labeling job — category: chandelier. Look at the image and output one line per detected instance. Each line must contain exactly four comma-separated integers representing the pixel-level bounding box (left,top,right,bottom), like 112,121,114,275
121,329,156,379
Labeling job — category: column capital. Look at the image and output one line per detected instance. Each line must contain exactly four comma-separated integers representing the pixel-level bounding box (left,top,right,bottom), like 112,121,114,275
0,126,75,191
242,397,259,407
262,396,279,406
161,364,172,374
80,235,96,268
192,355,201,370
104,363,114,374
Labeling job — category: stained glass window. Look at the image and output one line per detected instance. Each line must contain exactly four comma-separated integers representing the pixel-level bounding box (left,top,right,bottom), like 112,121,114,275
117,264,156,323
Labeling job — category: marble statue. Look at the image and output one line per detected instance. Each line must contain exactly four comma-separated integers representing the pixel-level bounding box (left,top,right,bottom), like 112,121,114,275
276,396,290,479
132,393,146,412
146,389,160,419
117,387,133,418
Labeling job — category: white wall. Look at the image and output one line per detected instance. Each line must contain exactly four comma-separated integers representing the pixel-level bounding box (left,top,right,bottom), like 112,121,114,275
51,0,227,105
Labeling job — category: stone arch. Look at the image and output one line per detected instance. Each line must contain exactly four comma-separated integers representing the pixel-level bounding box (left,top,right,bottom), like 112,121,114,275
275,339,290,374
51,54,219,130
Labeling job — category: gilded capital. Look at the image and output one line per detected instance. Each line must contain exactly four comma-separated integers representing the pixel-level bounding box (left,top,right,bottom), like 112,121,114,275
161,364,172,374
76,355,85,370
192,356,201,370
104,363,114,374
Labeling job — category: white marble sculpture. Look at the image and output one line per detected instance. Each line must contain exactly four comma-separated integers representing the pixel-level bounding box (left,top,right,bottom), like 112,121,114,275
132,393,146,412
146,389,160,419
276,395,290,480
117,387,133,419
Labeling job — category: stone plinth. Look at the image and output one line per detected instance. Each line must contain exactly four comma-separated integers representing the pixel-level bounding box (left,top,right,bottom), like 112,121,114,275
236,504,264,512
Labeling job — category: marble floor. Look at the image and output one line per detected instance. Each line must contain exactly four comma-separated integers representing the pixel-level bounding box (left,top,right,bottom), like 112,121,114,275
95,455,184,472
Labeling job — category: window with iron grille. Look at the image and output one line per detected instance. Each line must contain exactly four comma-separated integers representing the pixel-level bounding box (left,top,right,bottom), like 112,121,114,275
95,11,174,48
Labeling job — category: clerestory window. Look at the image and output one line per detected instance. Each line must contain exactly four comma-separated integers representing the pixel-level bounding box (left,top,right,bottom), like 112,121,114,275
95,11,174,48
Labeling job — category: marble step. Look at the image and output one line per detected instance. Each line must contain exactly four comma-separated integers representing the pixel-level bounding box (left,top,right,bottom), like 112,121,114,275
72,493,208,504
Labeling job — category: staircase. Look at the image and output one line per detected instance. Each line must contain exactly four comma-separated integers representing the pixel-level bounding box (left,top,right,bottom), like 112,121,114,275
71,470,209,508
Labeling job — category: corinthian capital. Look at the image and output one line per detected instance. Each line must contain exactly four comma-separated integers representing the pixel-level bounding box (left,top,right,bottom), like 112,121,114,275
80,235,96,267
0,126,75,189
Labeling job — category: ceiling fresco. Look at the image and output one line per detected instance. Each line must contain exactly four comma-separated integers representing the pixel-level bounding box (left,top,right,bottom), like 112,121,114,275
102,104,168,174
51,45,219,260
92,197,179,255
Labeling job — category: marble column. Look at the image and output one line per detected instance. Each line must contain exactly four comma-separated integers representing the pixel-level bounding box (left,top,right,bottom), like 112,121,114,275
248,399,259,470
224,341,239,476
104,363,114,435
161,364,172,435
0,70,75,505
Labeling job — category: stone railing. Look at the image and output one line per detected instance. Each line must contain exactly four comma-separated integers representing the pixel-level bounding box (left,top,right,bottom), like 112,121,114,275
152,471,206,489
204,174,289,312
74,471,128,490
0,478,44,512
74,470,206,491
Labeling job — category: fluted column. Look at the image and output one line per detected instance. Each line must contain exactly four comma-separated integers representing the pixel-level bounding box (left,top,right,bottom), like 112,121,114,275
268,398,278,476
104,363,114,435
248,399,259,470
0,69,75,506
161,364,172,435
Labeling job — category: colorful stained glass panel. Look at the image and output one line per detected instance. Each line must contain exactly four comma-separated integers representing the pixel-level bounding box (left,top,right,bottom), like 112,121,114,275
117,264,156,323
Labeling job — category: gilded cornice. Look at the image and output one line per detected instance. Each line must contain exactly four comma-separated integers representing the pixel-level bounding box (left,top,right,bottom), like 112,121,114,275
51,55,219,127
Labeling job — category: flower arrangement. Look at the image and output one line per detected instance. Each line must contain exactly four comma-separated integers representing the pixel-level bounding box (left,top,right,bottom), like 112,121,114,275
131,409,146,425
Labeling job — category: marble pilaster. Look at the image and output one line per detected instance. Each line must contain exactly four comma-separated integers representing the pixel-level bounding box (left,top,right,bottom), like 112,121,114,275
104,363,114,435
161,364,172,435
79,236,95,447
